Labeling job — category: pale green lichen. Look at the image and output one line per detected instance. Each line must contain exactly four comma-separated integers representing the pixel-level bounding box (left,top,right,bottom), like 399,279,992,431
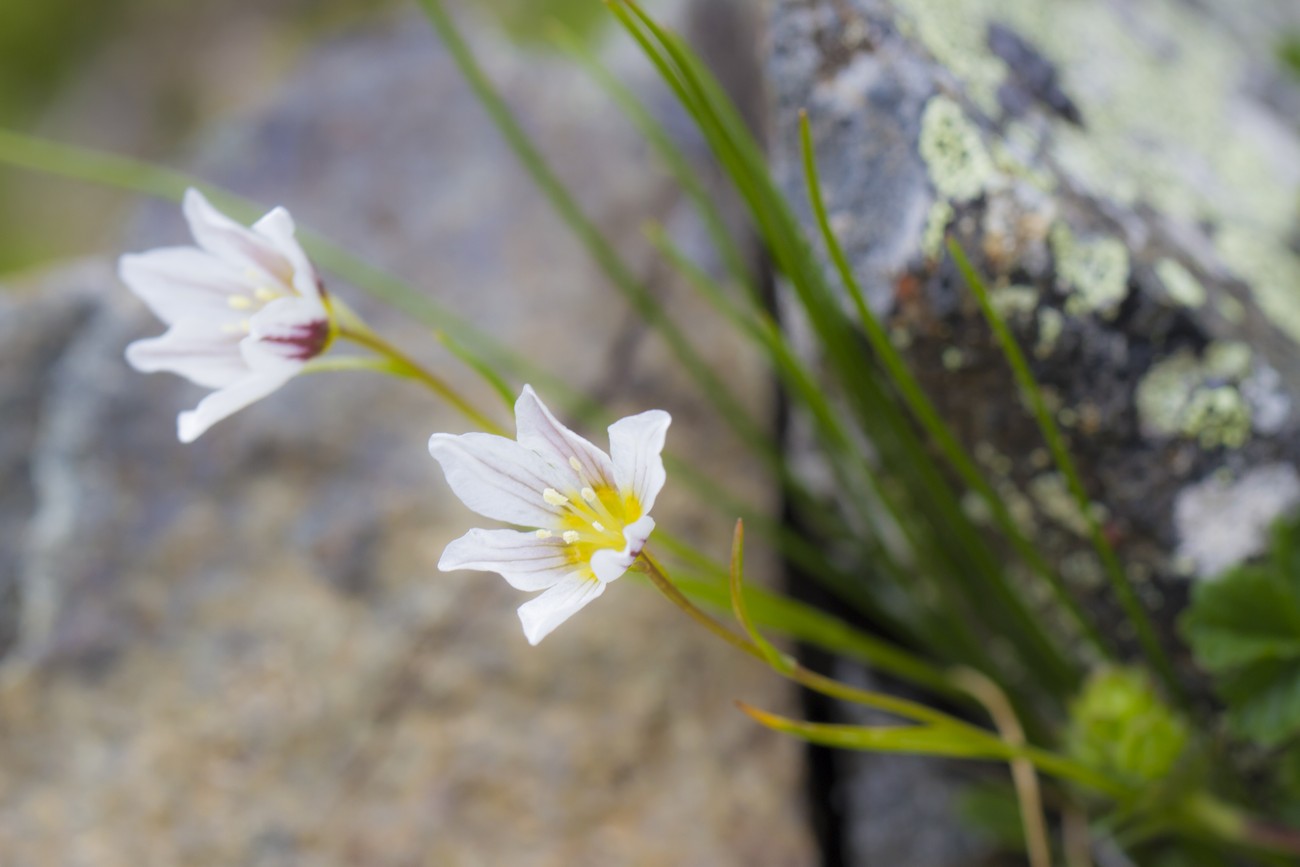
921,200,955,259
1155,259,1206,308
1028,472,1092,537
1051,223,1130,318
888,0,1300,341
996,480,1039,535
1035,307,1064,358
1204,340,1253,380
1060,550,1104,590
1135,343,1255,448
1216,227,1300,341
989,284,1039,320
1215,293,1246,324
918,95,998,202
1182,387,1251,449
992,122,1058,192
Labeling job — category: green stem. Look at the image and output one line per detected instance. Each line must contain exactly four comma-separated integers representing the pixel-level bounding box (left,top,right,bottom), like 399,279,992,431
640,551,989,733
336,323,505,435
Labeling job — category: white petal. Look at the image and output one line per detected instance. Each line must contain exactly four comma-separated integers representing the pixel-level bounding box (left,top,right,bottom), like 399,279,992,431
439,528,574,591
119,248,253,327
176,371,294,443
125,324,248,389
517,574,606,645
514,385,615,489
252,206,323,302
183,189,295,290
607,410,671,515
429,432,571,528
590,515,655,583
244,296,331,367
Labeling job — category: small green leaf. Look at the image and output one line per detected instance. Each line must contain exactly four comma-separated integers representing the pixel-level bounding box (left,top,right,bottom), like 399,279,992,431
1066,667,1189,784
727,519,794,673
1182,515,1300,747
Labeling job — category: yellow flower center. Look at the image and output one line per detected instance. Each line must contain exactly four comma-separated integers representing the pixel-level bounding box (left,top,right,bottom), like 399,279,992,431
540,460,643,567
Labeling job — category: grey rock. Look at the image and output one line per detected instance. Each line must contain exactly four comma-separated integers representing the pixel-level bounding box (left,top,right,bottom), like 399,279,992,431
768,0,1300,862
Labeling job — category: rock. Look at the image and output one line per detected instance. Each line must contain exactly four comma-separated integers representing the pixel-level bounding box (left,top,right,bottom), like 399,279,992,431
0,6,812,865
767,0,1300,862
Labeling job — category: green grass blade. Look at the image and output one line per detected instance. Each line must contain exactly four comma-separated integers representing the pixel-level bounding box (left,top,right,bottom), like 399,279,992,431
738,707,1015,760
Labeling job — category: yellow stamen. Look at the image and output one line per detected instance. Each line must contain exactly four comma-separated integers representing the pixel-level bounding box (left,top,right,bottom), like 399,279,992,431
535,529,552,539
592,522,605,533
562,531,580,544
581,487,597,503
568,456,583,473
542,488,569,507
254,286,279,302
227,295,253,310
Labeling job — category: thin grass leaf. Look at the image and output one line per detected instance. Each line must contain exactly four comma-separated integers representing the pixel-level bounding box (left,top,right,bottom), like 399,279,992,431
669,570,962,700
738,702,1012,759
741,704,1132,798
728,520,794,672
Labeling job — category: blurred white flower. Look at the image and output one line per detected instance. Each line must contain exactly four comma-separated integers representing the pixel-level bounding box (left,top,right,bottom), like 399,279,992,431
430,386,671,645
121,188,333,442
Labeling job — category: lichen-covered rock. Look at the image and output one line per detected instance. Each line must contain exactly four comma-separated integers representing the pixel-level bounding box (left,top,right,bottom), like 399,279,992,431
0,7,813,865
769,0,1300,861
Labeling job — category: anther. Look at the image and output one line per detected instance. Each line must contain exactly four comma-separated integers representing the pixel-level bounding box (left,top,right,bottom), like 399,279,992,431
227,295,253,310
568,456,583,473
562,531,580,544
254,286,279,302
535,529,553,539
542,488,569,507
592,522,606,533
581,487,597,503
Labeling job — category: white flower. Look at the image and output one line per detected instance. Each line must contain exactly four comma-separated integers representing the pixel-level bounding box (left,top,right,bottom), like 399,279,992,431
121,188,333,442
430,386,671,645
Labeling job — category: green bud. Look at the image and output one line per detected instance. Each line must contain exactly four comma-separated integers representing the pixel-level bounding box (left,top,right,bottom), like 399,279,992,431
1067,667,1190,784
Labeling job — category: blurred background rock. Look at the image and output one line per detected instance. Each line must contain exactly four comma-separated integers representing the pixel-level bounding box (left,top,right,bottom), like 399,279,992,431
0,1,814,864
0,0,635,276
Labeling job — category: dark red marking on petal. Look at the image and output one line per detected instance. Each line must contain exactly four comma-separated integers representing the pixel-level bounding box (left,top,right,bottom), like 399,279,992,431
258,318,331,360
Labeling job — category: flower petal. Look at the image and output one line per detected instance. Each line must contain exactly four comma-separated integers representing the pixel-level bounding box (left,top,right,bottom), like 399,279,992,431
176,371,294,443
438,528,575,591
607,410,671,514
119,247,254,327
252,206,323,302
514,385,615,490
517,574,606,645
245,296,331,366
589,515,655,583
183,189,295,290
125,323,247,389
429,432,571,528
